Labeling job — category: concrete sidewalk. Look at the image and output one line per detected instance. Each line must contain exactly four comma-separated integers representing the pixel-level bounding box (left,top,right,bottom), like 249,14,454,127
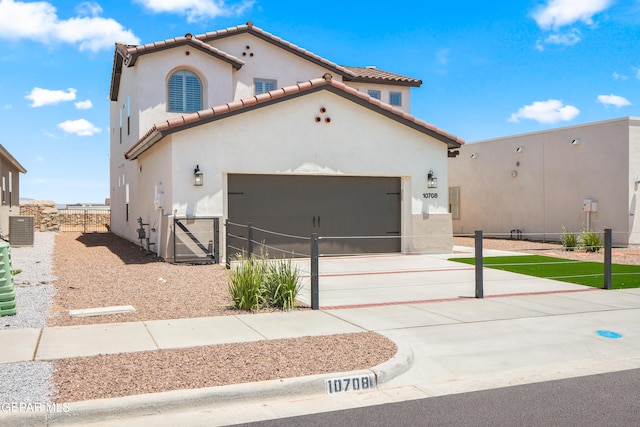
0,310,365,364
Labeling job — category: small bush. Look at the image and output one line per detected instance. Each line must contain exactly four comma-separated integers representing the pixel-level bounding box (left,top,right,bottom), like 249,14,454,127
228,253,266,311
579,230,603,253
560,227,578,251
265,258,302,310
228,252,301,311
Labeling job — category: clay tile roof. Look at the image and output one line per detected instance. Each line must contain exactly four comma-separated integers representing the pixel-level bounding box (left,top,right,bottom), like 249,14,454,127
125,76,462,160
341,66,422,87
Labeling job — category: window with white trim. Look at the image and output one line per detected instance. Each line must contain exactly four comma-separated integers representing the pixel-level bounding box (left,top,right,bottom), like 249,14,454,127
255,79,277,95
368,90,381,100
169,70,202,113
389,92,402,106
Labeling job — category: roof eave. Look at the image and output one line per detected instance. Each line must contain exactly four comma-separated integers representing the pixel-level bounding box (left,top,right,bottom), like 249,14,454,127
348,77,422,87
125,129,164,160
0,144,27,173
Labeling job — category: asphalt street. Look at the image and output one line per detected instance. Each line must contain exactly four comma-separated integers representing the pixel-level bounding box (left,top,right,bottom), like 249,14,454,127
237,368,640,427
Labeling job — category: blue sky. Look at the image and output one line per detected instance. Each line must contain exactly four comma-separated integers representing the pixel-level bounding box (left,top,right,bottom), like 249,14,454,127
0,0,638,204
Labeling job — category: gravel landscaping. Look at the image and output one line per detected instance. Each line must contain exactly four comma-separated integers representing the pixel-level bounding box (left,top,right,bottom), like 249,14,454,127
4,232,397,404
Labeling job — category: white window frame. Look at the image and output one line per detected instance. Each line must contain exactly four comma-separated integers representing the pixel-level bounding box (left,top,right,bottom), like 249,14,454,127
389,92,402,106
254,79,277,95
168,70,202,113
368,90,381,100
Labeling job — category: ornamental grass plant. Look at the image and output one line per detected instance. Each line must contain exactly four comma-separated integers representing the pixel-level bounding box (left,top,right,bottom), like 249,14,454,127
228,251,302,311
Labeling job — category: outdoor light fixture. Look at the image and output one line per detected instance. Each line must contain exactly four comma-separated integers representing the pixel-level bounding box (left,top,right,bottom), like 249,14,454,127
470,153,478,159
571,138,580,145
193,165,203,186
516,146,524,153
427,170,437,188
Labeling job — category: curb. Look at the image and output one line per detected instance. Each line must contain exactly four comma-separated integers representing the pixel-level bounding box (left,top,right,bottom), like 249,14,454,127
2,340,414,426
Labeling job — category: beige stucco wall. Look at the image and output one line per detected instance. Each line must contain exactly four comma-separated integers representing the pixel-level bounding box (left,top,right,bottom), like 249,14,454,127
449,117,639,246
209,34,346,101
129,90,451,259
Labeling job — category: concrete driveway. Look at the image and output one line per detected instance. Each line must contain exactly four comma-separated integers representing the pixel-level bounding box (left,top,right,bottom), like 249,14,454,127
294,249,591,309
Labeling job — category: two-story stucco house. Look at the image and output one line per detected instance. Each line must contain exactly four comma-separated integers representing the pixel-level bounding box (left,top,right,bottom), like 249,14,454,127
109,22,463,262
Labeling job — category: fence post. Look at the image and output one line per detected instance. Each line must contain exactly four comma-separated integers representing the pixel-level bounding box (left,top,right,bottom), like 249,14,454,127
604,228,612,290
213,218,220,264
475,230,484,299
225,219,231,269
247,222,254,257
311,233,319,310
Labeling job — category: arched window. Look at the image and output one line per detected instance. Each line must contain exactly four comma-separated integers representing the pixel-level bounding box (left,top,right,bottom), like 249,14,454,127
168,70,202,112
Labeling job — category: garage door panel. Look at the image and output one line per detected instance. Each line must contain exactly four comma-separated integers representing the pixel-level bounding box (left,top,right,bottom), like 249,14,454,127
228,174,400,256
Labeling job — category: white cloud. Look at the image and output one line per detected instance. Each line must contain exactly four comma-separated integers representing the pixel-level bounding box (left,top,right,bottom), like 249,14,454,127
58,119,101,136
597,94,632,108
3,104,11,109
26,87,76,107
134,0,254,23
75,100,93,110
543,30,581,46
532,0,613,30
508,99,580,124
0,0,140,52
613,71,628,80
435,48,450,66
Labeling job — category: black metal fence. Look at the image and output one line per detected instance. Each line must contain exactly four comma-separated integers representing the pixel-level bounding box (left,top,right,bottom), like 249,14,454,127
58,209,111,233
226,222,620,310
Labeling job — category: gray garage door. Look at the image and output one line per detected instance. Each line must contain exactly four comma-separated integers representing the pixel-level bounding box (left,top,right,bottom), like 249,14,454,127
227,174,400,257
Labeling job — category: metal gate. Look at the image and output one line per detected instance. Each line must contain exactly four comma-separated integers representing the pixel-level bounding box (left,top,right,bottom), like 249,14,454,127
58,209,111,233
173,217,219,264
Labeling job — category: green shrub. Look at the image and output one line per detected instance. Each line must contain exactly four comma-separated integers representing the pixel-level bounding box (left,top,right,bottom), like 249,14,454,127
560,227,578,251
264,258,302,310
228,252,301,311
228,252,266,311
579,230,603,253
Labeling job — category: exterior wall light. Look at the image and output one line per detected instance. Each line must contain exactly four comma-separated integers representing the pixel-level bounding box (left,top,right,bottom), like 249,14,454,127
427,170,437,188
193,165,203,186
516,146,524,153
571,138,580,145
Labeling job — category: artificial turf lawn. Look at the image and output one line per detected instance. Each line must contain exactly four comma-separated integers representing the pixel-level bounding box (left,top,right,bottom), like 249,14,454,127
449,255,640,289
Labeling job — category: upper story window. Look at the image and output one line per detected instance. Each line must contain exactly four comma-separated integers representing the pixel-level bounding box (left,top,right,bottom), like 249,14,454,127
255,79,277,95
389,92,402,106
169,70,202,113
368,90,381,100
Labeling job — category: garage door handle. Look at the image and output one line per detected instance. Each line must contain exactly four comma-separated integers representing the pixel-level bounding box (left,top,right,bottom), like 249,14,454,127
313,216,316,228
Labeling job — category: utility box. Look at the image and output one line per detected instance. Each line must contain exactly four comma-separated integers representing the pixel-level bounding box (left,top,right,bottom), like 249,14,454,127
9,216,35,246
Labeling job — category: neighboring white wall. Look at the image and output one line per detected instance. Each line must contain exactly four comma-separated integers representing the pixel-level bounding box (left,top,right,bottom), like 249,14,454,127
449,117,637,245
131,90,451,258
627,118,640,244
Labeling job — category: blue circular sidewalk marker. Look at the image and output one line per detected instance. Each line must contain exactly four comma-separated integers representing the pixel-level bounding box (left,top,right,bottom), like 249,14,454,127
596,330,622,339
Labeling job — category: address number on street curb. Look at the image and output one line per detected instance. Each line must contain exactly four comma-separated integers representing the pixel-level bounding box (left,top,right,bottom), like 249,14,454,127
325,374,375,394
